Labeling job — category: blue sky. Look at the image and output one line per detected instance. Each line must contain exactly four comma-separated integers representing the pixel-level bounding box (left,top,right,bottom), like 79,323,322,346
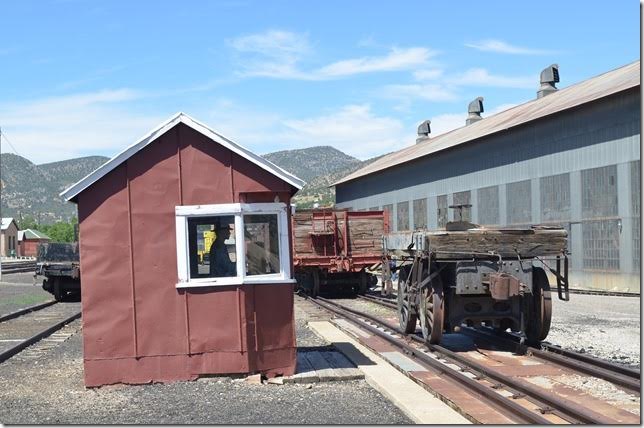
0,0,639,164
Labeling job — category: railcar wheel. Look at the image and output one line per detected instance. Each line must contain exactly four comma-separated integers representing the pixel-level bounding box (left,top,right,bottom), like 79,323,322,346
397,266,417,333
358,270,368,295
419,271,444,344
526,267,552,343
53,277,64,302
311,269,320,297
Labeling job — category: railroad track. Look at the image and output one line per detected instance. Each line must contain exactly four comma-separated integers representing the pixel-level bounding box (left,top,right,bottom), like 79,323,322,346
309,295,639,424
363,290,641,391
1,260,37,274
0,301,81,363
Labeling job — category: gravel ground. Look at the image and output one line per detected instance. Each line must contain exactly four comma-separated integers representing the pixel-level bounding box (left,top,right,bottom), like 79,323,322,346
0,272,52,315
0,299,411,424
547,293,640,368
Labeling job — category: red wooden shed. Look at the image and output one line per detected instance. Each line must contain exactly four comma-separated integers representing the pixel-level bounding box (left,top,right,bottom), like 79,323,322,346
61,112,305,387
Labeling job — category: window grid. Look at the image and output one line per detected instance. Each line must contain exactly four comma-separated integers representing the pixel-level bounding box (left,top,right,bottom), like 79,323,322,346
452,191,471,222
507,180,532,225
540,173,571,222
413,198,427,230
396,201,410,231
582,220,620,271
632,160,640,272
437,195,448,229
581,165,618,219
477,185,499,225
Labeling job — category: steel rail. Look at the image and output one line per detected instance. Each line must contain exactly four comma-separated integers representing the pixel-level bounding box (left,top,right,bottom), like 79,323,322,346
368,289,641,391
357,294,397,309
0,300,57,323
311,297,553,425
314,296,618,425
462,327,640,392
0,311,81,363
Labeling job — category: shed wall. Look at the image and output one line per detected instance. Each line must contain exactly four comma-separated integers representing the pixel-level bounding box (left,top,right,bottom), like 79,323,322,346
78,123,296,386
336,89,641,292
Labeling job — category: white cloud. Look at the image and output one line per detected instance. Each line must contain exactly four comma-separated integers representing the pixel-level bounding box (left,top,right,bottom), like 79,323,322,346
316,47,434,78
413,68,444,81
381,83,459,104
207,101,412,159
228,30,435,80
465,39,555,55
446,68,536,88
0,89,164,163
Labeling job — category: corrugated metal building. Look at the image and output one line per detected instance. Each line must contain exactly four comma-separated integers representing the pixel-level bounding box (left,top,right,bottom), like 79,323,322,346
335,61,641,292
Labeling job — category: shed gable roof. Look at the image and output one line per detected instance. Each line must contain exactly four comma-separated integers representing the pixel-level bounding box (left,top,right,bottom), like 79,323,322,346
61,112,305,201
19,229,51,240
335,60,640,186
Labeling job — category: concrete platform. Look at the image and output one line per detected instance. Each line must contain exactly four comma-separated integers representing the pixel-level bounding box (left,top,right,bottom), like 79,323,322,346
309,320,471,424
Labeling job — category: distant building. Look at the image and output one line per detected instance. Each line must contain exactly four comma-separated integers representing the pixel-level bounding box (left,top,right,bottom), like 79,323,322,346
18,229,51,258
335,61,641,292
1,218,19,257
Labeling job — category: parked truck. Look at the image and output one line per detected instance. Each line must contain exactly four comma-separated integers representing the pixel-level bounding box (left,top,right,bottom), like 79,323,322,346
292,208,389,296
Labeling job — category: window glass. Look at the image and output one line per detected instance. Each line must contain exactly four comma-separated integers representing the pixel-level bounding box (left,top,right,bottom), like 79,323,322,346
507,180,532,224
477,185,499,225
540,173,570,222
452,191,471,221
188,215,236,279
396,201,410,231
582,219,620,271
437,195,448,228
244,214,280,276
413,198,427,229
581,165,618,219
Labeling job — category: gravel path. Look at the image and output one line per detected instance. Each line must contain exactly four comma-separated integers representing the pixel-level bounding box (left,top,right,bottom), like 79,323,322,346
0,303,411,424
547,294,640,368
0,272,52,316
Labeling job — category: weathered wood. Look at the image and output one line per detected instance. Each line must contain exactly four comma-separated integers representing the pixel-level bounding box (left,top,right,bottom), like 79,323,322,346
384,226,567,259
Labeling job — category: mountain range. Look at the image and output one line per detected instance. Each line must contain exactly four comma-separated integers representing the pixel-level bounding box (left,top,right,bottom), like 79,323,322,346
0,146,379,224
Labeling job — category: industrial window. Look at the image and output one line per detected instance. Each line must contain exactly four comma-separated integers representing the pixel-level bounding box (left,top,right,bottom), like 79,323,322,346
632,160,640,271
437,195,448,228
582,220,620,271
477,186,499,225
452,191,471,222
396,201,410,231
507,180,532,225
540,173,570,222
581,165,618,219
413,198,427,230
175,203,292,287
383,204,393,228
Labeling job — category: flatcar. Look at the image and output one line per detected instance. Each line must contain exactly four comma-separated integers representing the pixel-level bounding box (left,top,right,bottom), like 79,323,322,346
383,221,569,344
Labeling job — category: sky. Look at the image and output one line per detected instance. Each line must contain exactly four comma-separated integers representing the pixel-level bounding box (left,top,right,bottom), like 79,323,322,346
0,0,640,164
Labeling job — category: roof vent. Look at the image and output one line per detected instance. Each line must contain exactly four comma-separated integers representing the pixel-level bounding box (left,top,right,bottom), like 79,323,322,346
466,97,484,125
416,120,431,144
537,64,559,98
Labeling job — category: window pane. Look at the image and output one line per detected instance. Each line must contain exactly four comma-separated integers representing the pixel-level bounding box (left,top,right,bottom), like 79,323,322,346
507,180,532,225
582,219,620,271
188,215,237,279
477,185,499,225
540,173,570,222
396,201,409,231
581,165,618,219
452,191,471,221
437,195,447,228
413,198,427,229
244,214,280,276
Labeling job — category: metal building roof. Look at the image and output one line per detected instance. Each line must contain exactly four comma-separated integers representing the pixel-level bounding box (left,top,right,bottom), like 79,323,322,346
1,218,15,230
335,60,640,186
61,112,306,201
18,229,51,241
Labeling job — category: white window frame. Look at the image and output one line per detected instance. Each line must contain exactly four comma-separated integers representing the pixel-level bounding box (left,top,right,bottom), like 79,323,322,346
175,202,294,288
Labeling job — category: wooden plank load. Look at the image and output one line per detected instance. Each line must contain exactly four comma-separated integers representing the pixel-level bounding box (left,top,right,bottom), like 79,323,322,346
384,225,567,259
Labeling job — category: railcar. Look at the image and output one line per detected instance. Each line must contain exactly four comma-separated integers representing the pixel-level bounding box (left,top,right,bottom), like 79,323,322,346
292,209,388,296
383,221,569,344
